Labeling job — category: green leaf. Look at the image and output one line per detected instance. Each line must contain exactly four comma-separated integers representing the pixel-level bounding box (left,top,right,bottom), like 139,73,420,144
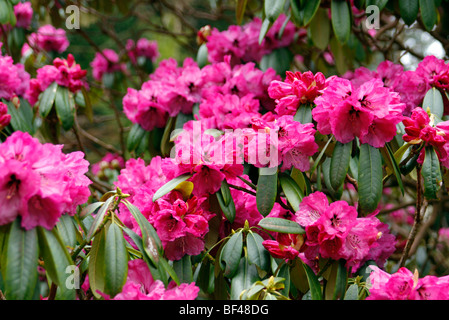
279,173,304,212
236,0,248,24
324,259,347,300
173,255,193,283
399,0,419,25
37,227,76,300
259,18,273,45
260,47,293,76
219,230,243,278
419,0,437,31
38,81,58,118
290,0,304,26
86,195,114,243
384,143,405,196
322,156,343,199
54,86,75,131
127,123,147,152
256,168,278,217
57,214,77,249
358,143,383,214
331,0,351,44
152,173,193,202
344,284,359,300
303,0,321,25
160,116,175,157
330,141,352,191
123,200,163,267
158,256,180,285
230,255,260,300
246,231,271,271
310,8,331,50
0,0,12,24
88,226,106,299
265,0,286,22
302,262,323,300
3,218,39,300
216,181,236,224
258,217,305,234
294,104,313,124
422,146,442,199
5,100,33,134
366,0,389,11
422,87,444,119
103,223,128,298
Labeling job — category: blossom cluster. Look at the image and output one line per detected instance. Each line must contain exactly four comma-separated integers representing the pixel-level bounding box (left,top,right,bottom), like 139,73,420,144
0,45,30,101
27,24,70,54
0,131,91,230
368,266,449,300
262,191,396,272
205,14,300,66
26,53,88,106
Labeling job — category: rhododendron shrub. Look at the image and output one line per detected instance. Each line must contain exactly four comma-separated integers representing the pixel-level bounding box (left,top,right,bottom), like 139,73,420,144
3,0,449,303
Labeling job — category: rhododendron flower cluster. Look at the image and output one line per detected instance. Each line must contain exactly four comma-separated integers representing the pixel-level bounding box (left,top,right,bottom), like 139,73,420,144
0,48,30,101
205,14,298,65
294,192,396,271
26,54,87,106
0,131,91,230
14,1,33,29
268,71,327,116
28,24,70,53
368,266,449,300
402,106,449,167
126,38,159,65
312,77,405,148
104,259,199,300
90,49,127,82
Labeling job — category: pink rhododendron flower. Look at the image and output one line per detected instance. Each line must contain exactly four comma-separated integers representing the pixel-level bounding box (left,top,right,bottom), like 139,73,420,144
402,107,449,167
0,53,30,100
90,49,125,82
313,77,405,148
268,71,327,116
0,102,11,130
367,266,449,300
415,55,449,90
14,2,33,28
107,259,199,300
126,38,159,64
26,54,87,106
262,239,300,260
28,25,69,53
295,191,396,272
0,131,91,230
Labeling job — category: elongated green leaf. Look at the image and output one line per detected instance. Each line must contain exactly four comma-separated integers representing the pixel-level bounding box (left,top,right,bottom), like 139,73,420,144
160,116,175,157
55,86,75,130
0,0,12,24
79,202,104,218
246,231,270,271
123,200,163,266
4,218,39,300
258,217,305,234
422,146,442,199
265,0,286,22
385,143,405,196
4,100,33,134
127,123,147,152
259,18,273,45
231,255,260,300
330,141,352,191
57,214,77,249
324,259,347,300
37,227,76,300
279,173,304,212
310,8,330,50
38,81,58,118
256,169,278,216
173,255,193,284
331,0,351,44
220,230,243,278
322,157,343,199
303,262,323,300
399,0,419,25
88,226,106,299
86,195,114,243
419,0,437,31
358,143,383,214
303,0,321,25
294,104,313,124
236,0,248,24
422,87,444,119
158,256,180,285
103,223,128,298
290,0,304,26
152,173,193,202
344,284,359,300
260,47,293,76
216,189,236,223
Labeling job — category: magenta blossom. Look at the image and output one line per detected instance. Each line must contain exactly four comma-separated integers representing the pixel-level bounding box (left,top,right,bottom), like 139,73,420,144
14,2,33,28
126,38,159,65
28,25,69,53
0,102,11,130
90,49,125,82
0,53,30,101
0,131,91,230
